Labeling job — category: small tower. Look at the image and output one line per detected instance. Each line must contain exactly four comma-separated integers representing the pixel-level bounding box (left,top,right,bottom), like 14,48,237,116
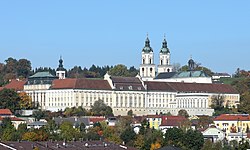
56,56,66,79
188,56,195,71
139,34,156,81
157,35,173,73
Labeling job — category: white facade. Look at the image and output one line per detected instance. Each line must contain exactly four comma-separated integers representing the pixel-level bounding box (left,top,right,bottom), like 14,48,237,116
140,51,156,81
56,70,66,79
157,37,173,74
176,93,214,116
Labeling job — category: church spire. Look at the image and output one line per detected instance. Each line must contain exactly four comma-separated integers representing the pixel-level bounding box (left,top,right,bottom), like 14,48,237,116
142,33,153,53
57,56,64,71
56,56,66,79
160,34,170,54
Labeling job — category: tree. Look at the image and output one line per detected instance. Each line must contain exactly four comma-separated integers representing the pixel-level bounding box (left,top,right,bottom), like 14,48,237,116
22,132,38,141
0,88,20,112
32,110,45,121
183,129,204,150
178,109,189,118
120,127,136,145
211,95,225,110
59,121,80,141
109,64,129,77
91,99,113,116
16,123,28,140
134,134,145,150
197,116,213,130
164,127,184,147
150,142,161,150
17,59,32,78
201,139,213,150
19,92,32,109
0,117,16,141
127,109,133,116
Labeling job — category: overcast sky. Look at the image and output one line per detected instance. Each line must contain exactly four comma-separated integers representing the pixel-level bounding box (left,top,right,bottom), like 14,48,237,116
0,1,249,74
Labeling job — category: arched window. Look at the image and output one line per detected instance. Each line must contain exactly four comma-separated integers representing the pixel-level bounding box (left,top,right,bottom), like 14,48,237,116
150,58,152,64
143,59,145,64
167,68,170,72
160,60,163,65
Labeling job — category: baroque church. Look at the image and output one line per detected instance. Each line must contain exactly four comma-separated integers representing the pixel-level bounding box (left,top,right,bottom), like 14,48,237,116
139,35,173,81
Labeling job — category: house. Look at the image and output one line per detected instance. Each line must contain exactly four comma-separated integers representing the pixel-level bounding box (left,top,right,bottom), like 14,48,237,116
0,109,26,129
213,114,250,137
159,116,188,134
227,132,247,142
27,121,48,129
147,115,162,129
0,109,14,117
202,127,225,142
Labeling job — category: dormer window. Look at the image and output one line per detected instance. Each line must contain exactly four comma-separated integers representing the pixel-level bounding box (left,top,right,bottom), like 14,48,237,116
120,86,123,90
138,87,141,90
128,86,132,90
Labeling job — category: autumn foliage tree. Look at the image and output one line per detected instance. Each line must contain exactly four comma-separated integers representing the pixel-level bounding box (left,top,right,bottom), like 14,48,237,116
19,92,32,109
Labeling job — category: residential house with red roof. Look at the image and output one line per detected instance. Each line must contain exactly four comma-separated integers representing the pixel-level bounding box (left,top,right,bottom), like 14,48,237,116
0,109,26,129
213,114,250,139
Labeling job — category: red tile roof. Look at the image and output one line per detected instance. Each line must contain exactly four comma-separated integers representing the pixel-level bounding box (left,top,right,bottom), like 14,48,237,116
145,81,238,94
89,117,106,123
160,116,187,127
51,78,112,90
0,109,13,115
214,114,250,121
1,79,26,91
0,117,24,121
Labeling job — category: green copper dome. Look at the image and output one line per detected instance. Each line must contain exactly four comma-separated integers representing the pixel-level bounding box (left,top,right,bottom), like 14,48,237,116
142,37,153,53
160,38,170,54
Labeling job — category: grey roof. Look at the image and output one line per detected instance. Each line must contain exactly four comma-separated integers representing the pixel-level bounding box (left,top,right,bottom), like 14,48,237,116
174,70,209,78
158,146,182,150
29,72,55,78
110,76,145,91
155,72,177,79
27,121,47,126
54,117,90,126
0,141,137,150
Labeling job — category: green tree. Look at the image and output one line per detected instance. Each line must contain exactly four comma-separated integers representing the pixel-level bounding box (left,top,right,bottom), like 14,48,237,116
91,99,113,116
120,127,136,145
59,121,80,141
0,117,16,141
183,129,204,150
16,123,28,140
32,110,45,121
17,59,32,78
0,88,20,112
134,134,145,150
127,109,133,116
164,127,184,147
178,109,189,118
109,64,129,77
201,139,213,150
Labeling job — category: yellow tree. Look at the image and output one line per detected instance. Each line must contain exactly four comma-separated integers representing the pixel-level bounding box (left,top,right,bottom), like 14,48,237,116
150,142,161,150
19,92,32,109
22,132,38,141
